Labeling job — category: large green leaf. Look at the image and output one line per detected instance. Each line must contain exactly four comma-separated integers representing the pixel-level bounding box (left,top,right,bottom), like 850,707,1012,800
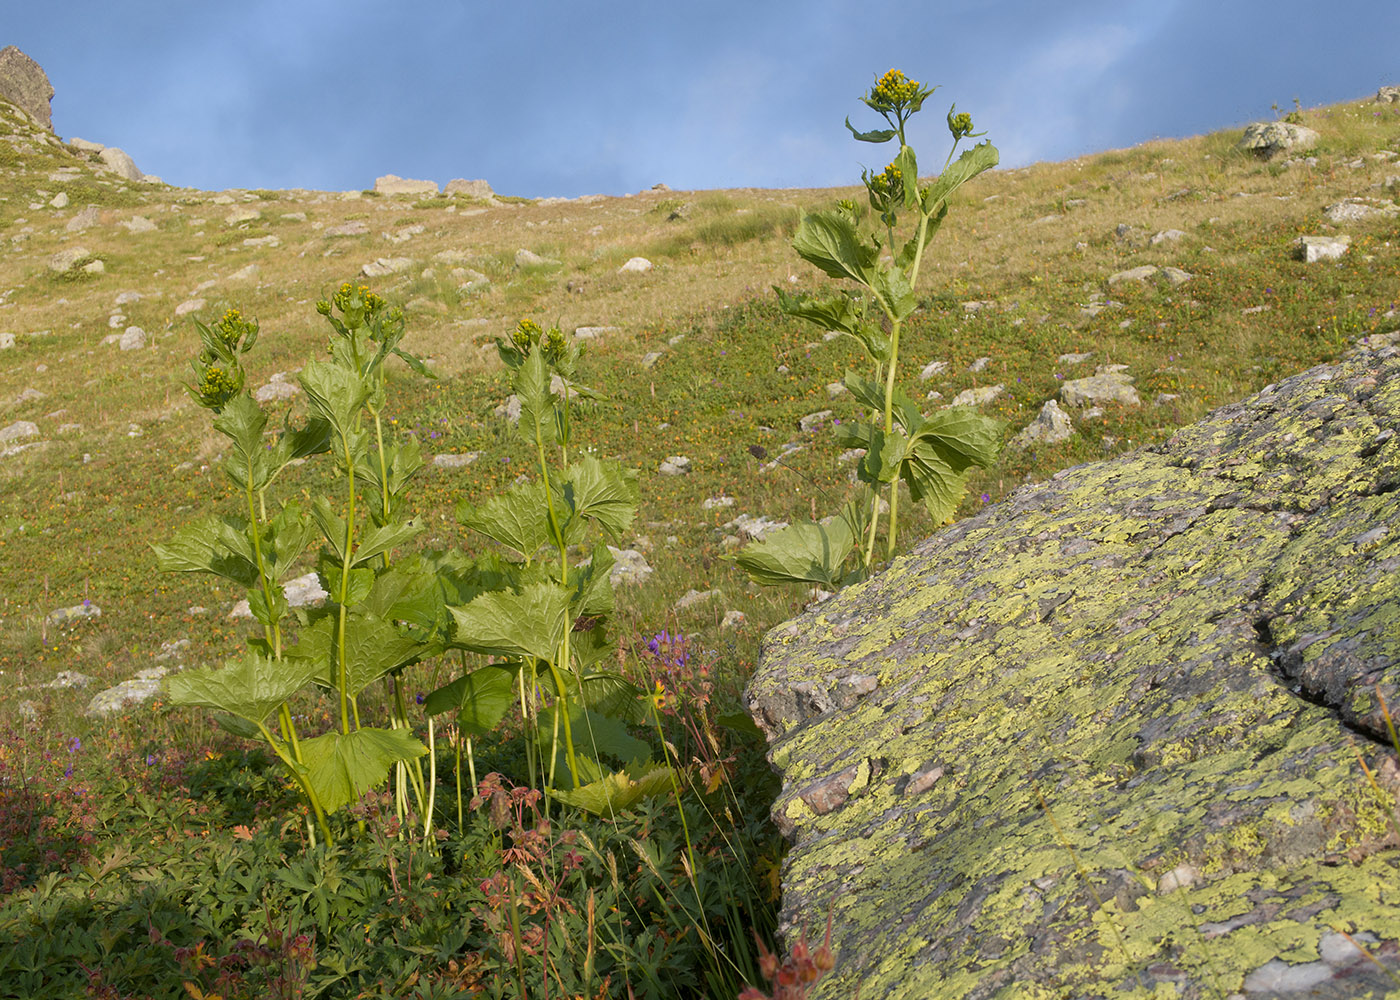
561,456,638,539
515,348,556,449
166,651,319,725
296,727,428,814
448,582,571,662
537,669,645,723
537,704,651,771
212,393,268,463
870,264,917,321
548,762,677,815
842,371,885,413
916,408,1007,470
569,545,616,618
456,480,552,560
861,426,907,484
774,287,861,336
351,519,423,568
901,444,969,525
895,143,920,210
299,361,370,437
731,518,856,589
152,516,259,588
264,502,317,583
310,496,349,562
843,117,896,144
361,556,447,636
292,612,435,697
422,664,518,736
921,141,999,214
791,211,878,285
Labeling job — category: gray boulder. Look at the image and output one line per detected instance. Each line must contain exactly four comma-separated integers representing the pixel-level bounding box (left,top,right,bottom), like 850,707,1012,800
1060,371,1140,407
1298,235,1351,262
1238,121,1320,159
98,147,145,182
375,174,439,195
1008,398,1074,448
1377,86,1400,104
0,46,54,129
445,178,495,199
746,335,1400,998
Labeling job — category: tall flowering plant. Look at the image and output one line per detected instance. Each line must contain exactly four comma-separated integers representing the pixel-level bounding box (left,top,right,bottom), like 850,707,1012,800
735,70,1006,589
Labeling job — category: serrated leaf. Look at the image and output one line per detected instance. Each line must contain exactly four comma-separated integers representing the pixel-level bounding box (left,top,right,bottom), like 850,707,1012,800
264,503,317,583
299,360,370,436
537,703,650,770
296,727,427,815
844,117,896,144
212,393,268,462
731,518,856,589
515,348,556,449
247,584,289,628
842,371,885,412
448,581,571,662
152,516,259,588
915,408,1007,470
392,346,436,378
861,426,906,484
318,557,374,609
922,141,999,215
422,664,518,736
547,762,677,815
569,545,616,618
773,287,861,336
310,496,348,562
292,612,435,697
351,519,422,568
166,651,319,725
457,479,552,560
871,265,917,321
895,144,920,210
791,211,878,285
901,446,969,525
562,456,638,538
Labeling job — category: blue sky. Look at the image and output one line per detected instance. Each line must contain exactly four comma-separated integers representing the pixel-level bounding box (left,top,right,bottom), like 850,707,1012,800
7,1,1399,197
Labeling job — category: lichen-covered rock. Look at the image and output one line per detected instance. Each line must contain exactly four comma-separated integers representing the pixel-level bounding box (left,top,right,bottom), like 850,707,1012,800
1239,121,1320,159
746,335,1400,999
0,46,54,130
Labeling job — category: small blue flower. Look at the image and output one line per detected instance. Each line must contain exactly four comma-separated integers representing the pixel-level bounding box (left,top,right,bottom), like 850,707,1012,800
980,493,990,504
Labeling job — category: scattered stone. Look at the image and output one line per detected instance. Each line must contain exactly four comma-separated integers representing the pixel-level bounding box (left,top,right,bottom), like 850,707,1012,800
619,257,653,273
659,455,692,476
227,263,259,281
45,602,101,625
281,211,307,222
799,410,834,433
0,46,55,129
1161,266,1193,286
229,572,327,619
919,361,949,381
174,298,206,317
640,351,664,368
0,333,13,349
82,260,105,275
432,452,480,469
675,588,722,611
702,496,736,510
98,147,145,181
608,547,654,586
114,290,142,305
324,220,369,237
1323,198,1399,223
37,670,95,690
48,246,91,272
253,373,299,402
722,610,747,629
826,382,848,399
1009,399,1074,448
1296,235,1350,263
1060,372,1140,407
48,191,68,209
374,174,438,195
494,395,522,423
725,514,788,541
949,385,1005,407
574,326,619,340
967,357,991,373
118,326,147,351
1240,960,1333,994
1376,85,1400,104
1238,121,1319,159
1058,352,1093,365
515,248,558,267
838,448,867,466
361,257,414,277
1155,864,1199,894
1155,392,1181,406
1149,229,1185,245
1108,264,1160,285
242,235,280,248
225,207,261,225
445,178,495,199
1,420,40,443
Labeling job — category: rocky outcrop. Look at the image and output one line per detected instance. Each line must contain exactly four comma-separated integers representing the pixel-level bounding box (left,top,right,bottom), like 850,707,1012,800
746,334,1400,998
1239,121,1320,159
0,46,54,130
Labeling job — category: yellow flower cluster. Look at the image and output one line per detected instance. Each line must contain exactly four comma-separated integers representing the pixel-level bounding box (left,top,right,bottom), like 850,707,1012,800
871,69,921,108
196,364,241,408
213,308,256,348
949,111,974,139
331,281,386,315
868,162,903,197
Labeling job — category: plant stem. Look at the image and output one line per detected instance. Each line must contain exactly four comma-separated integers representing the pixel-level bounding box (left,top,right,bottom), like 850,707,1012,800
335,432,356,735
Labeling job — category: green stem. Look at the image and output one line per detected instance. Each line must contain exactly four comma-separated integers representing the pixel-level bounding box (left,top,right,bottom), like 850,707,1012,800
547,660,581,790
423,716,437,840
257,720,331,845
335,432,356,735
